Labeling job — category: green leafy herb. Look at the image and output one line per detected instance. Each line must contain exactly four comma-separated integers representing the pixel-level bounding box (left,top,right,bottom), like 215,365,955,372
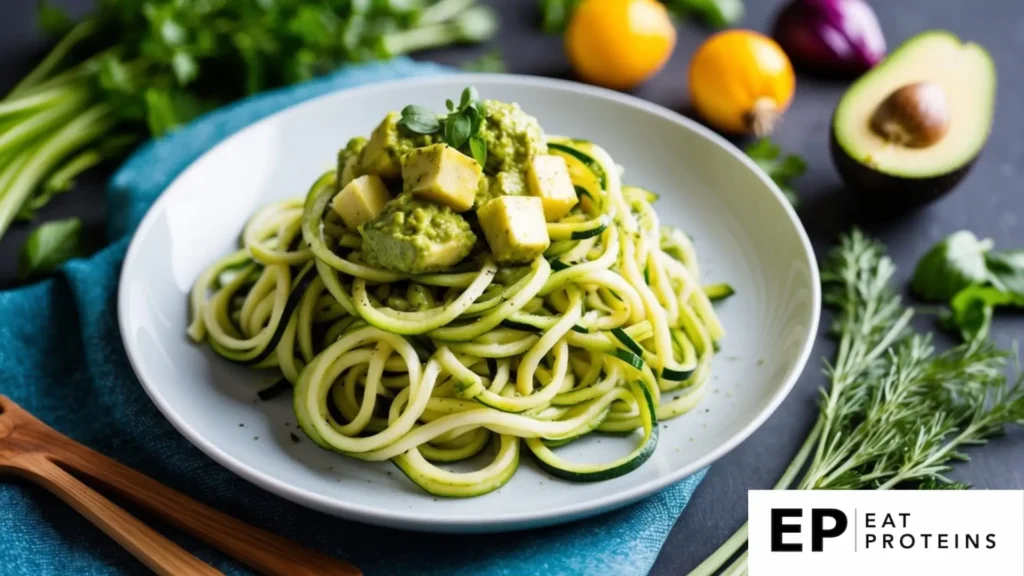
690,229,1024,576
945,286,1021,342
539,0,742,34
911,232,1024,342
460,50,507,73
986,250,1024,295
0,1,499,251
37,0,73,37
744,138,806,206
400,86,488,166
397,105,442,134
17,218,88,280
664,0,744,27
469,136,487,167
911,230,993,302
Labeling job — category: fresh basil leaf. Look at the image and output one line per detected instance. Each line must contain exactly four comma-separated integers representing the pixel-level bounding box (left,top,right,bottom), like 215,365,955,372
463,105,484,137
17,218,88,280
911,231,993,302
745,138,806,207
948,285,1021,342
986,250,1024,295
459,86,479,111
445,99,454,112
445,112,472,148
469,136,487,167
398,105,441,134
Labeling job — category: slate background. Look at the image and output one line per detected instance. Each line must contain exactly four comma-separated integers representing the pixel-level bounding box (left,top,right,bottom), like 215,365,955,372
1,0,1022,573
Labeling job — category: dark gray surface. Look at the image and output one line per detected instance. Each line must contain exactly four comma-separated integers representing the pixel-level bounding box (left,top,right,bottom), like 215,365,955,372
2,0,1023,573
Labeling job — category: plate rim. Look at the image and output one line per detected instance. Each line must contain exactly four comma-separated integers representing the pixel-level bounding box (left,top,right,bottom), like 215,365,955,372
118,73,822,531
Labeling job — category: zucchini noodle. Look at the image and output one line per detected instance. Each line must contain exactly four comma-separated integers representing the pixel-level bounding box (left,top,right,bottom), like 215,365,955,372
188,136,729,497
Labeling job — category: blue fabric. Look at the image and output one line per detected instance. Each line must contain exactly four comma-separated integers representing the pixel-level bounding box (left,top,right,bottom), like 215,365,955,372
0,59,706,576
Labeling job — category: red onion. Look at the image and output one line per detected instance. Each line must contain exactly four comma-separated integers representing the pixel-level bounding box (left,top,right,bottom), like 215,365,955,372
772,0,886,75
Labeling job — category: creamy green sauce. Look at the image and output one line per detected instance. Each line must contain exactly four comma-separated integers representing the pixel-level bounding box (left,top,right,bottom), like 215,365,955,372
349,99,547,273
359,194,476,274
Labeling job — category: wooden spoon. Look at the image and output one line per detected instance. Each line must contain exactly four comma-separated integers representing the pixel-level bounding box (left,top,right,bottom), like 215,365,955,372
0,395,361,576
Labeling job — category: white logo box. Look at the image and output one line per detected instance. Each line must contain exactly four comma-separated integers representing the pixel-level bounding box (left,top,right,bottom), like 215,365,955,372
749,490,1024,575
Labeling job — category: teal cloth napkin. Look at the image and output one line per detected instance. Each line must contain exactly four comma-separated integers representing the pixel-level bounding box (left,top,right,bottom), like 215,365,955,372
0,59,706,576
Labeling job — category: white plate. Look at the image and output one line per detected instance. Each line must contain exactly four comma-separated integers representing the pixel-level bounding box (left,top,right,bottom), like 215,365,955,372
118,75,819,532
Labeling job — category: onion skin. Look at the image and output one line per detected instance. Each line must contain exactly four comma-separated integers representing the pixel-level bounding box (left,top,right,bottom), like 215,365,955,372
773,0,886,76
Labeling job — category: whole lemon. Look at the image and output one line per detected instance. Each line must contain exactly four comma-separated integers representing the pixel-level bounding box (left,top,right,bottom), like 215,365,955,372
565,0,677,91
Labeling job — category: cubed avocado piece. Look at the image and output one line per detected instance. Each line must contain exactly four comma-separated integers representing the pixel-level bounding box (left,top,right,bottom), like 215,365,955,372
477,196,550,264
332,175,392,229
337,137,367,188
401,143,482,212
360,112,436,179
359,194,476,274
526,155,578,221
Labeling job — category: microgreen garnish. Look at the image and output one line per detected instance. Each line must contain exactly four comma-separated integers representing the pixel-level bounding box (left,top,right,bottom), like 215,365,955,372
399,86,488,167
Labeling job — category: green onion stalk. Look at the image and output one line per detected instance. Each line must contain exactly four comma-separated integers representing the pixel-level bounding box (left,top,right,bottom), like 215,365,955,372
0,0,498,243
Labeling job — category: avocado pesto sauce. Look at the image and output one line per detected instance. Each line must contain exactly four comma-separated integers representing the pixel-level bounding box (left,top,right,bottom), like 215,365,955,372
188,87,732,497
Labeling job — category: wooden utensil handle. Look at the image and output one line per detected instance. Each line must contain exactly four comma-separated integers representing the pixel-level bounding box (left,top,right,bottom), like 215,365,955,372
9,453,221,576
0,397,360,576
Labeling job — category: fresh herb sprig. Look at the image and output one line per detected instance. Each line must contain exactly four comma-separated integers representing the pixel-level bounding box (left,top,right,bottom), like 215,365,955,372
1,0,499,278
745,138,807,207
912,231,1024,341
689,230,1024,576
398,86,488,167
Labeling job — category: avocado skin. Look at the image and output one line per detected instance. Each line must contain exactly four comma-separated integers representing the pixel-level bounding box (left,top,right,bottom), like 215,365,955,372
829,128,976,216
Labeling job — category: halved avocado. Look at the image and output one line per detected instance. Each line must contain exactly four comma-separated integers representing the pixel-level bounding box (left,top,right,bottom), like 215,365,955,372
831,31,996,213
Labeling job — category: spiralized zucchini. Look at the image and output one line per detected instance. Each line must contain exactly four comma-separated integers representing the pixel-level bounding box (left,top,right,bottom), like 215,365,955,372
188,137,728,497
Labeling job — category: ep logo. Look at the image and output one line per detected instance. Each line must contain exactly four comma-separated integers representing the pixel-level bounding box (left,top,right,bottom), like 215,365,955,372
771,508,848,552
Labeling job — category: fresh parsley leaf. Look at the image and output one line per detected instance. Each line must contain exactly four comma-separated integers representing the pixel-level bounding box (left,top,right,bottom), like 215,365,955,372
461,50,507,73
17,218,89,280
445,112,473,149
398,105,441,134
986,250,1024,296
744,138,806,207
947,285,1021,342
911,231,993,302
469,136,487,167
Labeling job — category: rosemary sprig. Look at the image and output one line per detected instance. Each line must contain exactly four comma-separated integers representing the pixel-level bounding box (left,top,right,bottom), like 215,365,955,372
689,230,1024,576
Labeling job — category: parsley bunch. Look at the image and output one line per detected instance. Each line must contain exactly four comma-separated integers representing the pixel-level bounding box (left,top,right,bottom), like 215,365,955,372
398,86,488,167
2,0,499,278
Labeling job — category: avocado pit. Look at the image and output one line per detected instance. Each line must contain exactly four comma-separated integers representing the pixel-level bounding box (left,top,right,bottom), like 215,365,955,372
869,82,950,148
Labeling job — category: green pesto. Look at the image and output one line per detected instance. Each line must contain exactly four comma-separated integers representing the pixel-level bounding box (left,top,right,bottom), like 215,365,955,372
337,136,367,183
359,194,476,274
475,170,527,207
477,100,547,173
360,112,437,176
